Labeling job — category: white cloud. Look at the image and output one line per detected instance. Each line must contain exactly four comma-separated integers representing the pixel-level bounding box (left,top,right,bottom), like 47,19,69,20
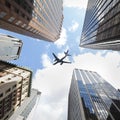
45,44,50,49
32,65,72,120
76,36,80,44
79,47,85,52
72,51,120,88
68,21,79,32
64,45,70,51
63,0,88,9
54,27,67,48
41,54,52,68
30,51,120,120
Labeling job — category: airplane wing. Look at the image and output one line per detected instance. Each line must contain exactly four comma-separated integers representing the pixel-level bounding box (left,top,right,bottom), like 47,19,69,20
63,61,71,63
52,52,71,65
52,53,59,61
60,61,71,65
53,62,59,65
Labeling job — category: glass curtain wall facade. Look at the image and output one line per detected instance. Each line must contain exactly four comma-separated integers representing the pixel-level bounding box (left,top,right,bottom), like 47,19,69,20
80,0,120,50
0,0,63,42
68,69,120,120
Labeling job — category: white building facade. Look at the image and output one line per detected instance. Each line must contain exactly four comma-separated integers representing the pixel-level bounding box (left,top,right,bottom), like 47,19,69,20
0,34,23,61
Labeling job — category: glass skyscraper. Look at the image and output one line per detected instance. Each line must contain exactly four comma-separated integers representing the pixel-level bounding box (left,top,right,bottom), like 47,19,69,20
0,0,63,42
80,0,120,50
68,69,120,120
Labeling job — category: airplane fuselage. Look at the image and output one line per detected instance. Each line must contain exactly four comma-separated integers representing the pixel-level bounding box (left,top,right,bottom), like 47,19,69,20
52,50,71,65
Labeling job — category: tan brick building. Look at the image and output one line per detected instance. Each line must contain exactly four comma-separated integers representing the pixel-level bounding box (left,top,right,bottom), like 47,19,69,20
0,0,63,42
0,61,32,120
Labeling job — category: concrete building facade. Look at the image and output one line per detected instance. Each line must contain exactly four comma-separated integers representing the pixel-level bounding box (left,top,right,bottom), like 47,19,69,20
0,61,32,120
80,0,120,50
0,34,23,61
68,69,120,120
9,89,41,120
0,0,63,42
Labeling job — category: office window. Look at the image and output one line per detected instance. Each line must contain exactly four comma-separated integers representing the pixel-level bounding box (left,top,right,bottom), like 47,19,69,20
14,7,19,14
18,81,22,84
7,78,11,80
0,81,5,84
21,24,27,28
8,17,15,22
5,88,11,94
0,93,3,98
5,1,11,8
15,20,22,25
0,12,7,18
12,84,17,89
26,26,31,30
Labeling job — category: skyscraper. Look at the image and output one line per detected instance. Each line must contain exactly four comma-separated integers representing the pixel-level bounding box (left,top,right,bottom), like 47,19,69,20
68,69,120,120
0,61,32,120
0,0,63,42
0,34,23,61
9,89,41,120
80,0,120,50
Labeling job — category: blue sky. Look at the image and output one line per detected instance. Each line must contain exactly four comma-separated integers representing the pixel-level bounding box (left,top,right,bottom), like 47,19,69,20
0,0,96,73
1,0,120,120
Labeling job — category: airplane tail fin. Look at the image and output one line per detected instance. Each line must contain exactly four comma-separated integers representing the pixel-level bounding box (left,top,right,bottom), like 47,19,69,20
64,52,71,56
64,50,71,56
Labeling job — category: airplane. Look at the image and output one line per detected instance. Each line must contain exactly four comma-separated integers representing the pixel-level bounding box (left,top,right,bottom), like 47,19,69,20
52,50,71,65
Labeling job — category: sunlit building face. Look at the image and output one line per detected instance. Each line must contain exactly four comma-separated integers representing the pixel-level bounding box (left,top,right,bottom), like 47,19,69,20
80,0,120,50
0,0,63,42
68,69,120,120
0,61,32,120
